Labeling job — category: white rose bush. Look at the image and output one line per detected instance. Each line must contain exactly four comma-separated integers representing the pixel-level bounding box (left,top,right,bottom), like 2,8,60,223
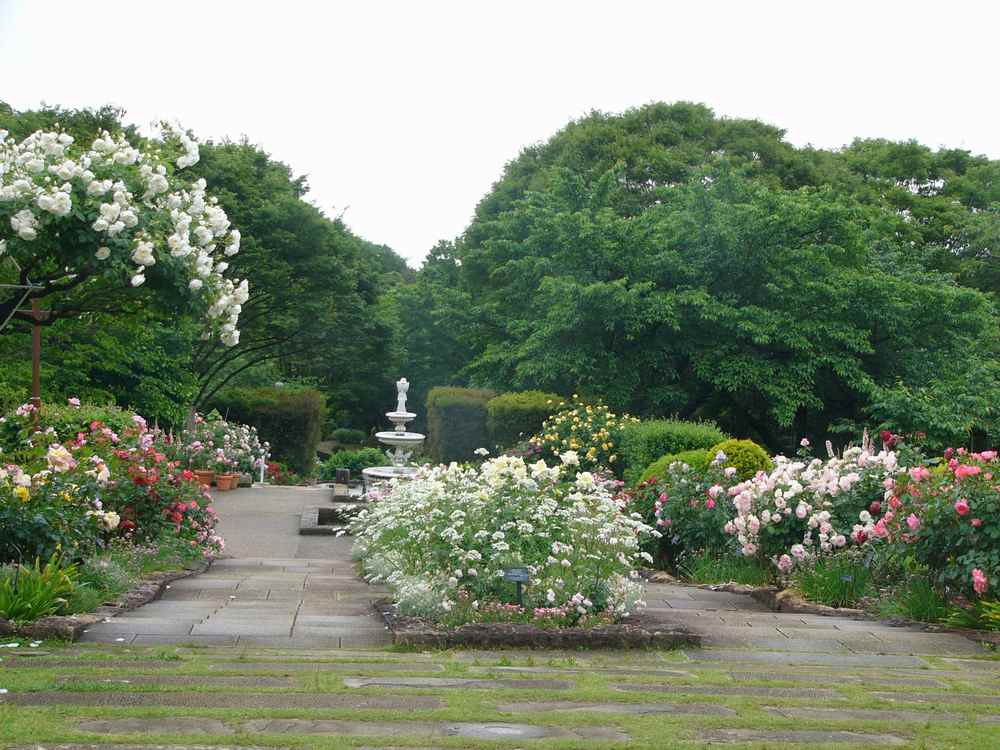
0,124,246,345
351,453,656,626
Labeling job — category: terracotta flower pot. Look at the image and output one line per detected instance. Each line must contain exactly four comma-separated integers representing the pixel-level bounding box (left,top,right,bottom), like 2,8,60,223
215,473,239,491
193,469,215,487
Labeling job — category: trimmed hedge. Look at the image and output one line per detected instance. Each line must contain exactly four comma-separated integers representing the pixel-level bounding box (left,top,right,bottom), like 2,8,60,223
486,390,562,449
426,386,497,464
709,438,773,480
640,448,713,483
620,419,728,485
210,386,326,475
331,427,367,445
319,447,386,480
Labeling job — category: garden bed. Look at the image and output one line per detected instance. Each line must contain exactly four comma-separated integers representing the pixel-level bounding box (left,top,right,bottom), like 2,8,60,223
0,558,210,641
374,600,700,650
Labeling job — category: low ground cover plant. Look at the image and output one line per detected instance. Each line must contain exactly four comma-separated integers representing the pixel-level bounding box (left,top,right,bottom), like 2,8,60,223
351,453,655,627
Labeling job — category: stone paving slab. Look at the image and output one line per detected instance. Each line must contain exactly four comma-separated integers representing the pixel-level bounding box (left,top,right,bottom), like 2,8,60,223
344,676,572,690
728,671,949,688
206,660,445,673
77,718,234,735
473,665,695,678
496,700,736,716
55,674,297,687
872,690,1000,705
239,718,629,741
682,649,930,668
767,705,962,722
613,683,842,699
699,729,906,745
2,691,444,710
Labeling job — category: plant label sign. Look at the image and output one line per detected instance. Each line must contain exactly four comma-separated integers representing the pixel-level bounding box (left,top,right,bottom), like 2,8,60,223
503,567,530,583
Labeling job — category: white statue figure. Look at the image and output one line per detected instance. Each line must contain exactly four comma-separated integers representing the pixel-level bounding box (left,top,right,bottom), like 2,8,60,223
395,377,409,414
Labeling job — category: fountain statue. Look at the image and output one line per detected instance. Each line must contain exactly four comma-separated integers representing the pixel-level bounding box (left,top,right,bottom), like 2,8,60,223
361,378,426,491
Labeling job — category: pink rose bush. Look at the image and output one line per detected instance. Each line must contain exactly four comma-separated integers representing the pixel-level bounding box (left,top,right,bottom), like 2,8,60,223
871,449,999,600
723,446,896,571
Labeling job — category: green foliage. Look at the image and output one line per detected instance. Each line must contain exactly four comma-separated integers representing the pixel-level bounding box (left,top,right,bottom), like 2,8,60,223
426,386,496,464
319,448,386,480
189,141,407,431
640,448,712,483
397,102,1000,451
709,439,773,480
678,551,771,586
878,577,951,623
946,599,1000,631
486,390,562,450
331,427,367,445
793,555,872,608
0,555,78,624
619,419,728,484
210,386,326,475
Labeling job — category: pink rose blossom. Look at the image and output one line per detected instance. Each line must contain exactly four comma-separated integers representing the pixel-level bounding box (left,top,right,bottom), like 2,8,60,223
906,514,921,531
777,554,793,573
971,518,982,528
909,466,930,482
954,499,970,516
980,450,997,461
67,397,81,408
955,464,981,480
972,568,988,596
705,497,716,509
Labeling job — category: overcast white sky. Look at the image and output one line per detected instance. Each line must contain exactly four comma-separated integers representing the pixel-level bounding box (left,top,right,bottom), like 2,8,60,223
2,1,998,265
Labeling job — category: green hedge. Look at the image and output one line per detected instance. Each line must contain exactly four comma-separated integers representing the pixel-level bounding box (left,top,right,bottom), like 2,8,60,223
620,419,728,485
319,448,386,480
210,387,326,475
426,386,497,464
640,448,713,483
331,427,367,445
486,390,562,449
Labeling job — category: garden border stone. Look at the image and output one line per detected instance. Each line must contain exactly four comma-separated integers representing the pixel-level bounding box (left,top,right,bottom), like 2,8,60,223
0,557,211,641
374,599,701,649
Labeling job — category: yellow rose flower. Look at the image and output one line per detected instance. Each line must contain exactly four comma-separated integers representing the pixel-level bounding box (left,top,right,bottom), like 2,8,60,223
14,486,29,502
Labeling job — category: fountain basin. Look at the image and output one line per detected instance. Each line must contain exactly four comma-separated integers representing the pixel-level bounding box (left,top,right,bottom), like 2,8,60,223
375,430,425,447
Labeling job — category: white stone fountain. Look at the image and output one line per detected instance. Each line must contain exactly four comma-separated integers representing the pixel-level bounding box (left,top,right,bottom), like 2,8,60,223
362,378,425,491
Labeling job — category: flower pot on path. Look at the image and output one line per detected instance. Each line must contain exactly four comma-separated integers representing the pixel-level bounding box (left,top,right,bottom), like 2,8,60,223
215,473,239,491
193,469,215,487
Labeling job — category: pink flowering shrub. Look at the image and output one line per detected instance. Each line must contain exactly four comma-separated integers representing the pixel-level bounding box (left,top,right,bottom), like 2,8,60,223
625,457,739,567
873,449,999,599
724,445,897,571
0,400,225,564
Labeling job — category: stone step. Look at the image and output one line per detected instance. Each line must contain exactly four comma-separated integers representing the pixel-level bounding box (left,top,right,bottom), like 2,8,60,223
344,676,572,690
1,691,443,710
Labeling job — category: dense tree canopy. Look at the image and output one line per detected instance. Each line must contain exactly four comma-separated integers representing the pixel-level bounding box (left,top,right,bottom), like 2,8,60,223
396,102,1000,451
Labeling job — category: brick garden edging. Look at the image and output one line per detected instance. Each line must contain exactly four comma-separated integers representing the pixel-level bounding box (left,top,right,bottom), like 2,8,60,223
0,558,212,641
374,599,702,649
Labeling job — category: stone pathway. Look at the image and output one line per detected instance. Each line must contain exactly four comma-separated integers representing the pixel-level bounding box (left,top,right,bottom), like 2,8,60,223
79,486,390,648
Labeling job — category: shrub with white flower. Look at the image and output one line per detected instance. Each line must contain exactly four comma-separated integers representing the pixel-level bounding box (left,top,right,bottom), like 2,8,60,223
0,124,247,345
350,454,656,625
724,446,898,572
